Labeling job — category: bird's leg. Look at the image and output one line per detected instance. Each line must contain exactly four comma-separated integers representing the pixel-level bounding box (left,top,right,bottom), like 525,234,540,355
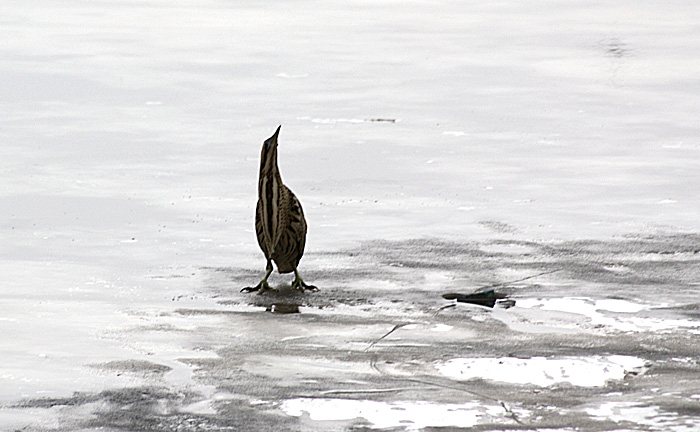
241,261,276,293
291,268,318,291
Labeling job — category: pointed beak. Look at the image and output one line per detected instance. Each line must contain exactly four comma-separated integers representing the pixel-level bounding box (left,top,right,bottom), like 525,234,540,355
265,125,281,150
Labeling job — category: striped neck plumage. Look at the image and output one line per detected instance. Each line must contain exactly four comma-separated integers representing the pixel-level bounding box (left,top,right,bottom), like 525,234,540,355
259,126,282,195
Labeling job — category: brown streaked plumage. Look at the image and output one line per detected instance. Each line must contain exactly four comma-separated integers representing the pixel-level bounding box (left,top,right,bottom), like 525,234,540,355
242,126,317,293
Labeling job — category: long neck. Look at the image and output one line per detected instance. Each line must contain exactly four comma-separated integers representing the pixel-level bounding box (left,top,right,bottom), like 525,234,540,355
259,148,282,252
258,148,280,195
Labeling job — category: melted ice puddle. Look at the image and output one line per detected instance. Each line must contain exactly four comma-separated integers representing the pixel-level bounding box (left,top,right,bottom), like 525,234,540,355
280,399,512,430
437,355,646,387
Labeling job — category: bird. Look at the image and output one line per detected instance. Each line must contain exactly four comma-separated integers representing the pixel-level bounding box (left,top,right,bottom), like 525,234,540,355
242,126,317,293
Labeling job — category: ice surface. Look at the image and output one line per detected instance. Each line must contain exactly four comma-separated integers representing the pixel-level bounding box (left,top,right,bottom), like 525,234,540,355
1,0,700,430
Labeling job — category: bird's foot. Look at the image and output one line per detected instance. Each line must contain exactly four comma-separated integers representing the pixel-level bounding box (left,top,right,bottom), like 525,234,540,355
241,279,276,294
291,277,318,292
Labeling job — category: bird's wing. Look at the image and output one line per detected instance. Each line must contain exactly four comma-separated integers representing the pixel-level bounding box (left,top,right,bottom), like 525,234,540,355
287,188,307,260
255,199,270,259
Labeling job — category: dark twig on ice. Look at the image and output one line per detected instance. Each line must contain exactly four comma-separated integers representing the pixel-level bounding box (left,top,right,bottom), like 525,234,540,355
364,323,414,352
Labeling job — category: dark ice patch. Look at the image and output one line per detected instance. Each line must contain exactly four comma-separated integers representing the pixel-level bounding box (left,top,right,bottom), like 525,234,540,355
15,387,266,432
88,359,172,377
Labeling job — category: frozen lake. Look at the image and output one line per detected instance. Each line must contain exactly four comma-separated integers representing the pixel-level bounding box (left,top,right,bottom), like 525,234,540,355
1,1,699,430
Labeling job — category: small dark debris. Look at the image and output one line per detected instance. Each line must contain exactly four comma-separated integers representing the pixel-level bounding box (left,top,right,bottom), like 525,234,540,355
496,299,516,309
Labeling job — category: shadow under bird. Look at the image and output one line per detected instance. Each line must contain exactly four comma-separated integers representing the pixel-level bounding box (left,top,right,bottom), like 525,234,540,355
242,126,317,293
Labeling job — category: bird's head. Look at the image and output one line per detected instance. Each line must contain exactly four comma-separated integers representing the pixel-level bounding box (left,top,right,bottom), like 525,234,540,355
260,125,281,174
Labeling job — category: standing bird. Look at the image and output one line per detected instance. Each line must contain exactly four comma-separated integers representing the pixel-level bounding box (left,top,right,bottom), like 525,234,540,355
242,126,317,293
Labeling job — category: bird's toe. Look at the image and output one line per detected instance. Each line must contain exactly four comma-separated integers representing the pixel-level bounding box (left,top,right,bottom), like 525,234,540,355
241,285,260,293
291,280,318,292
241,280,275,294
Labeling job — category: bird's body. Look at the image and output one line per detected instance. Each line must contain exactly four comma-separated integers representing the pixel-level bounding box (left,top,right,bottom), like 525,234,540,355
255,183,306,274
243,126,316,293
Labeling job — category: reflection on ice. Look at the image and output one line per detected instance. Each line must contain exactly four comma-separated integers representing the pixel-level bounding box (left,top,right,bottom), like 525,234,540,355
266,303,301,314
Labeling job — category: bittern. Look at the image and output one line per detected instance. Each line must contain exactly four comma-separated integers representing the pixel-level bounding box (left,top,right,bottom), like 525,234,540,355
242,126,317,293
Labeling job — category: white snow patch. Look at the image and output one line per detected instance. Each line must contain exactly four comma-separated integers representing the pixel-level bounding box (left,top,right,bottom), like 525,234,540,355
514,297,699,332
280,398,513,430
603,264,630,273
442,131,466,136
431,324,453,332
436,355,646,387
595,299,646,313
586,402,700,431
